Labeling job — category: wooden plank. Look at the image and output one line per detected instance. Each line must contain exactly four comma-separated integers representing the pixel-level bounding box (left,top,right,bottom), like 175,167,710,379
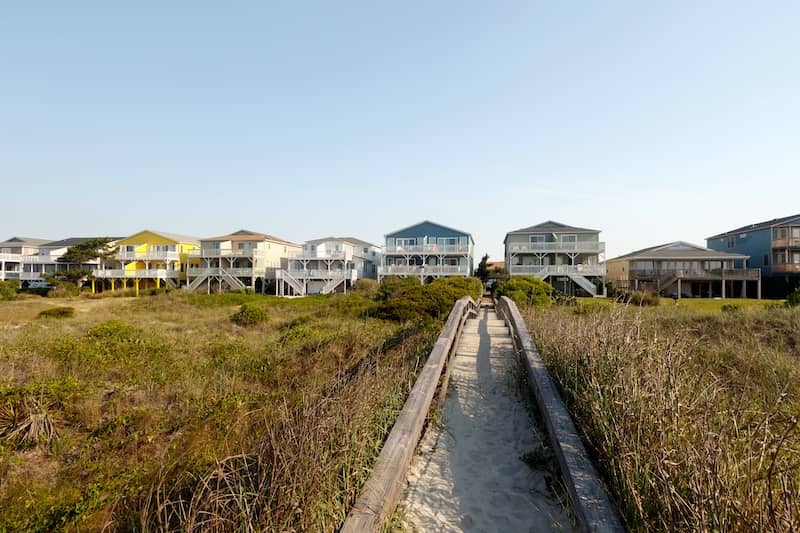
497,296,624,533
341,296,476,532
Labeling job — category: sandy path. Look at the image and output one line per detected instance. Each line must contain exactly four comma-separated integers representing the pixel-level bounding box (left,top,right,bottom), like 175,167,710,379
399,307,571,532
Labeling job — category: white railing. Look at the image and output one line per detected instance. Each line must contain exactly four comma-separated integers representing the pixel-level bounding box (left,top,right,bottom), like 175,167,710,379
0,253,23,262
187,267,256,277
189,248,259,258
509,265,606,277
20,272,42,280
116,250,181,261
383,244,471,255
92,269,180,279
286,269,356,280
508,242,605,254
289,250,349,260
378,265,470,276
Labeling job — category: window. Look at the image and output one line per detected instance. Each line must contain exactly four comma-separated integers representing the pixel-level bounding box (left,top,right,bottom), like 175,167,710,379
793,228,800,239
763,254,770,266
529,234,546,244
125,245,135,252
560,234,577,243
437,237,458,246
726,236,735,248
363,247,368,253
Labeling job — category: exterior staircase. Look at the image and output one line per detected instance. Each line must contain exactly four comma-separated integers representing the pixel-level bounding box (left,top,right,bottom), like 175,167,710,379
568,273,601,297
219,269,246,291
276,269,306,296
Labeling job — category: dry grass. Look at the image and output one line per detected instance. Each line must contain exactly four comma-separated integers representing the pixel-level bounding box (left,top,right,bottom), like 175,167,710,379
0,290,438,531
526,303,800,532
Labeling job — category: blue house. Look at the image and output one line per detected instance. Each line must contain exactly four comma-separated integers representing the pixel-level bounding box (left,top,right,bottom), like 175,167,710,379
706,214,800,298
379,220,474,283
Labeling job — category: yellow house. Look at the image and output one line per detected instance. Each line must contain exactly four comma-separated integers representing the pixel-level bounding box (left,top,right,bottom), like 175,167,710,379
92,230,200,295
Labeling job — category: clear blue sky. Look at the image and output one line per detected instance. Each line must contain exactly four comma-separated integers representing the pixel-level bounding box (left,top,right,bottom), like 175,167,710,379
2,1,798,260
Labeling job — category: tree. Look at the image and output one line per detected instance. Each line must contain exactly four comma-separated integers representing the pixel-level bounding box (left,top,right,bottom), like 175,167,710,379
475,253,489,282
56,238,118,287
58,238,117,264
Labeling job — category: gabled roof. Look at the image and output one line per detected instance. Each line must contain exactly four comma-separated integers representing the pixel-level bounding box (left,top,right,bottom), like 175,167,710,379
305,236,380,248
201,229,299,246
385,220,474,242
609,241,749,262
41,237,123,249
0,236,51,247
707,214,800,240
507,220,600,235
120,229,200,245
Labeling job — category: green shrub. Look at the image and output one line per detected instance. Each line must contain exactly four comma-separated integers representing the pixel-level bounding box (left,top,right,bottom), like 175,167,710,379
37,307,75,319
46,282,80,298
230,303,267,326
375,277,482,322
351,279,379,295
616,291,660,306
87,320,139,340
376,275,421,301
787,288,800,307
0,280,18,301
495,276,553,308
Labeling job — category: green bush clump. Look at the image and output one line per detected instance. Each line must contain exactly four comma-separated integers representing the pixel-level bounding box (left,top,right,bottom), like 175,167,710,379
375,277,483,323
351,279,379,295
230,303,267,326
46,282,80,298
377,275,421,301
0,280,18,301
495,276,553,308
787,287,800,307
87,320,139,340
37,307,75,319
616,291,660,306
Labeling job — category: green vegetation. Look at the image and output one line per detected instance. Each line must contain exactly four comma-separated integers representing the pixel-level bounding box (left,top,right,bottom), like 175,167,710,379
36,306,75,319
374,276,482,322
524,302,800,531
787,287,800,307
0,277,479,531
616,290,660,306
495,275,553,307
229,302,268,326
0,281,18,302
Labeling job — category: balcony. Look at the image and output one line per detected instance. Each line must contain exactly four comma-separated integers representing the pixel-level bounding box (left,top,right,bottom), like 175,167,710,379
289,250,349,260
508,242,605,254
286,269,357,280
383,244,471,255
630,268,761,280
772,237,800,248
509,264,606,277
190,248,260,258
188,267,257,277
92,269,180,279
378,265,470,276
0,253,23,262
771,264,800,274
116,250,181,261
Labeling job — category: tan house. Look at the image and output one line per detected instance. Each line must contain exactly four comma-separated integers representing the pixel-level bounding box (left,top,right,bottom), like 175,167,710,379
187,229,301,293
606,241,761,299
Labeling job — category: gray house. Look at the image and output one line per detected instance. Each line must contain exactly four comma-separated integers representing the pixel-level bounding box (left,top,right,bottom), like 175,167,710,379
504,221,605,297
379,220,474,283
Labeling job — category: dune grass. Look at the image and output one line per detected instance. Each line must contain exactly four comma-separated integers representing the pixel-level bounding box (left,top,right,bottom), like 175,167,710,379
526,303,800,531
0,285,466,531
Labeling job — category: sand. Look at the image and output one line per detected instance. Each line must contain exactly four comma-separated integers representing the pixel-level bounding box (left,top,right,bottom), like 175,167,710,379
399,307,572,532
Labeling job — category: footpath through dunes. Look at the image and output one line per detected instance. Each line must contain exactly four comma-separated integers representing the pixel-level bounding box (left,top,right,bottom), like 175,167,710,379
400,302,572,532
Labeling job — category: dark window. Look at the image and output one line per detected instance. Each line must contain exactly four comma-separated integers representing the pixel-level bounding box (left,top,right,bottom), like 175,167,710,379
763,254,769,266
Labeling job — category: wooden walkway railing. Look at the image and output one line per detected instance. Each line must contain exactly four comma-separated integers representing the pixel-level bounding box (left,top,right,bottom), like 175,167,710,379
496,296,624,533
340,296,478,532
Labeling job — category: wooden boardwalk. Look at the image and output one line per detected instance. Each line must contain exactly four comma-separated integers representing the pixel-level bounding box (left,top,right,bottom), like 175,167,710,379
399,304,571,532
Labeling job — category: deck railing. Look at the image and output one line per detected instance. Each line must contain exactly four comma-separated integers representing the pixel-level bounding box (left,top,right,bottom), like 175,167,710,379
286,268,356,280
509,264,606,277
631,268,761,280
116,251,181,261
378,265,469,276
92,269,180,279
383,244,470,255
770,264,800,274
508,242,605,254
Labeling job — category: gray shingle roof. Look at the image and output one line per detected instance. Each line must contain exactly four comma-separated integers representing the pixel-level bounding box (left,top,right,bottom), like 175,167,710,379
506,220,600,235
609,241,749,262
707,214,800,240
